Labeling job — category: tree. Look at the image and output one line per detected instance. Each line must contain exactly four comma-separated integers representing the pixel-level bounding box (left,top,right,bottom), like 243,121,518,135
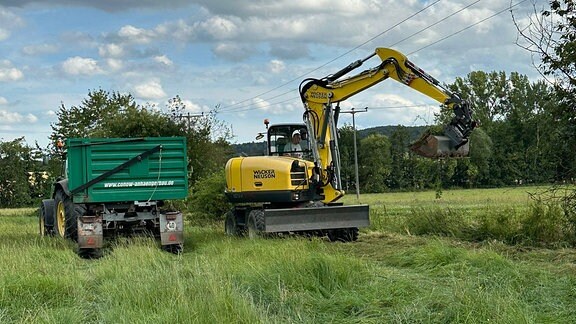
358,134,391,193
387,125,411,190
514,0,576,180
166,96,234,182
51,91,234,185
0,137,42,207
449,71,510,128
447,71,554,185
337,125,357,191
50,89,139,143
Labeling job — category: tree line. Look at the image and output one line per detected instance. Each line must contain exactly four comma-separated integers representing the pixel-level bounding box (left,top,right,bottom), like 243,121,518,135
0,91,233,208
0,1,572,207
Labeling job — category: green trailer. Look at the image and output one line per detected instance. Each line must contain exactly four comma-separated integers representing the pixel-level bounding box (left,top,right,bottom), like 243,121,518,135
39,137,188,257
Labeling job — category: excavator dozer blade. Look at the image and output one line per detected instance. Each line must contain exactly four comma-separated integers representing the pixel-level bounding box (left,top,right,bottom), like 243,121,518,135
410,133,469,158
263,204,370,233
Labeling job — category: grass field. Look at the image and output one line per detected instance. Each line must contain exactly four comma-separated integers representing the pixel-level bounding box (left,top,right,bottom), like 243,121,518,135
1,187,576,323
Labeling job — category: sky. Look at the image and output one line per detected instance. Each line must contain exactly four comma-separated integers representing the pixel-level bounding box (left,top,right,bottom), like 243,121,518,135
0,0,549,147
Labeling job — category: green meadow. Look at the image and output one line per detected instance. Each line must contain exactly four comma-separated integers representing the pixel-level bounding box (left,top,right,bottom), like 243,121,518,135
1,186,575,323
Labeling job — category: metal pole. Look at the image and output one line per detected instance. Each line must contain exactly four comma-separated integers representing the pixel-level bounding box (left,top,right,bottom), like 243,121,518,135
352,110,360,199
340,107,367,199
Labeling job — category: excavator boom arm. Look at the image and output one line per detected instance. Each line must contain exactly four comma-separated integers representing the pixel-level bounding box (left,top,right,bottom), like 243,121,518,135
299,47,477,203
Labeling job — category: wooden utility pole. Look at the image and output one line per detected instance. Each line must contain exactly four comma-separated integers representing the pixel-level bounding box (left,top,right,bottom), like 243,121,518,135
340,107,368,199
173,112,204,131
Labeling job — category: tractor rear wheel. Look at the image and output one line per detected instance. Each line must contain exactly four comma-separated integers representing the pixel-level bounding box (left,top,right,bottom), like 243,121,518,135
247,209,265,239
54,189,86,241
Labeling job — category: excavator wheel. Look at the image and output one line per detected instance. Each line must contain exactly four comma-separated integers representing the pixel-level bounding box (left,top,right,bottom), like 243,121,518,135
247,209,266,239
224,210,244,237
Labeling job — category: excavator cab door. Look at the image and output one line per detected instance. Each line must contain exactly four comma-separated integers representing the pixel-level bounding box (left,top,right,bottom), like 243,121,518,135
267,124,311,158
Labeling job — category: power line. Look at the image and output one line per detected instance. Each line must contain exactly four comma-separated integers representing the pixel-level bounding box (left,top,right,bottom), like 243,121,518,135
366,104,434,109
217,1,441,112
216,1,482,115
218,88,295,113
409,0,530,55
218,96,300,114
219,0,529,115
389,0,482,48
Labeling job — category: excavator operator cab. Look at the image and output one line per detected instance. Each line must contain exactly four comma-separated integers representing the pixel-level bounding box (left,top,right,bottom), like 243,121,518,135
266,124,311,159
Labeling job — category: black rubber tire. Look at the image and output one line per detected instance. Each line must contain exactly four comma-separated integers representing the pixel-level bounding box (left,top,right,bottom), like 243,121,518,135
224,211,238,236
247,209,265,239
54,189,86,241
39,199,55,236
78,248,103,259
162,243,183,255
327,228,359,242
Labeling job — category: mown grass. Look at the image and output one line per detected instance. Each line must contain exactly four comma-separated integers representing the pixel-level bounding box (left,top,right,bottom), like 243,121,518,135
1,186,576,323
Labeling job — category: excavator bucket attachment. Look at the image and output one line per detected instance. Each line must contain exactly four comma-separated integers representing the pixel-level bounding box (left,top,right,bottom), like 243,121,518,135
410,131,469,158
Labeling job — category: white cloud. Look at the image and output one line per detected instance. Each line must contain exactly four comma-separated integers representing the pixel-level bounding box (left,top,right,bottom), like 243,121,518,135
0,29,9,42
0,61,24,81
200,16,239,39
26,113,38,123
118,25,155,44
98,43,124,58
133,80,166,99
269,60,285,74
192,0,376,17
154,55,173,66
61,56,103,76
106,58,123,71
0,97,7,105
22,44,59,56
252,97,270,112
0,109,37,124
0,8,25,41
181,99,205,113
213,42,255,61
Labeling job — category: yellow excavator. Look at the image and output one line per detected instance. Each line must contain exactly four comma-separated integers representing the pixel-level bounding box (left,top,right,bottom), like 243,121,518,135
224,47,476,241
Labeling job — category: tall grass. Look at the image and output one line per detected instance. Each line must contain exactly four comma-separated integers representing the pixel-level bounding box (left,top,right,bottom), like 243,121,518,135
358,186,576,247
1,187,576,322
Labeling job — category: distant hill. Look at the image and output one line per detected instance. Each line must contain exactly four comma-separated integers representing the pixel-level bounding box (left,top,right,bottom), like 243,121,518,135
232,125,430,156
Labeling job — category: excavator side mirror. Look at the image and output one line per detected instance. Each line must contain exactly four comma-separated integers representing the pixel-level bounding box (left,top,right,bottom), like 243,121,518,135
255,133,265,140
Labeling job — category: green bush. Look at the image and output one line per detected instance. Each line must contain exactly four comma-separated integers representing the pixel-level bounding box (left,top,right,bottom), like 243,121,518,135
474,207,522,243
186,171,231,221
519,200,574,247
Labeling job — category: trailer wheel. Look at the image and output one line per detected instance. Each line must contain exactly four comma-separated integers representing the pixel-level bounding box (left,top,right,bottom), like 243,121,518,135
327,228,359,242
78,248,102,259
247,209,265,239
39,199,55,236
162,243,183,255
54,189,86,241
